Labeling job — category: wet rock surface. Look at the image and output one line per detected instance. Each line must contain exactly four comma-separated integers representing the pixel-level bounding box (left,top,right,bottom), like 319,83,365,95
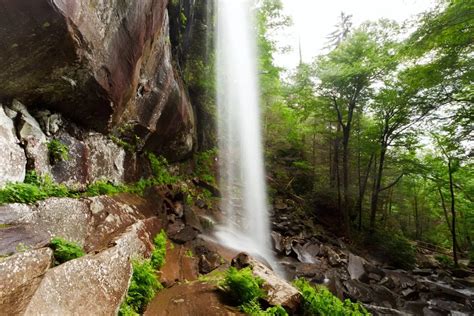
145,281,244,316
0,0,195,161
271,198,474,315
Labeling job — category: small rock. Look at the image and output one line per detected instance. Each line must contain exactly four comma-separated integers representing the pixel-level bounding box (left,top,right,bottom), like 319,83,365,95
169,226,198,244
348,254,367,280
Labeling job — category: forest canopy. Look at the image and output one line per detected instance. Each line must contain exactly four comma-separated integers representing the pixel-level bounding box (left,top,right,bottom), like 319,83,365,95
259,0,473,266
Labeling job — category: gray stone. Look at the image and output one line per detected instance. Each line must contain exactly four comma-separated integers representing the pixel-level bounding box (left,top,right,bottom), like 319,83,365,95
84,133,125,184
348,253,367,280
32,198,91,246
0,105,26,187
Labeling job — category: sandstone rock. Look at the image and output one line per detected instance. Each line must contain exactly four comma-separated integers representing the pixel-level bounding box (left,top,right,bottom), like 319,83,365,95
9,100,51,176
160,244,199,287
231,253,301,311
0,225,50,256
0,105,26,187
194,245,223,274
0,248,53,315
170,226,199,244
0,1,195,161
50,132,89,187
32,198,91,246
24,219,156,315
145,282,244,316
0,203,34,224
85,194,155,252
84,133,125,184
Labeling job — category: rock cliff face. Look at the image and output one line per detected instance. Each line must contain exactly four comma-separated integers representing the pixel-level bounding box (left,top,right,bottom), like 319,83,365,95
0,0,195,161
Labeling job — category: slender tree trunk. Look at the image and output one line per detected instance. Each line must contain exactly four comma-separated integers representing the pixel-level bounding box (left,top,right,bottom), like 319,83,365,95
370,144,386,233
437,186,461,253
448,160,458,266
357,153,374,231
413,183,420,240
342,126,351,235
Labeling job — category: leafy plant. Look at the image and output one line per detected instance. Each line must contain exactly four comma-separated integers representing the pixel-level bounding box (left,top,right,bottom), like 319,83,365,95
85,180,124,196
50,237,85,265
120,259,162,314
222,267,264,305
241,300,288,316
48,139,69,164
147,153,177,185
0,171,71,205
294,278,369,316
150,230,167,270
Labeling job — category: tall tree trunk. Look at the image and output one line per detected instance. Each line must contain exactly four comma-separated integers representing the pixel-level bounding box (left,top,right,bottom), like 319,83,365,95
342,126,351,234
357,153,374,231
370,144,386,233
448,160,458,266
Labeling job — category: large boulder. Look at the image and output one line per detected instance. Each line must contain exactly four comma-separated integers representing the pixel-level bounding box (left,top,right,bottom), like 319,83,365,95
0,248,53,315
23,218,160,315
0,105,26,187
0,0,195,160
231,253,301,312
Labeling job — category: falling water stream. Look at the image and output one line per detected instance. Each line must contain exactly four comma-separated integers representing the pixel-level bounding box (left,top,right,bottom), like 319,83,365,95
214,0,278,271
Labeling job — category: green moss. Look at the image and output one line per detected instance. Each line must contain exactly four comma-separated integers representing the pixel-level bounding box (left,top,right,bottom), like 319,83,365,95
194,149,217,185
151,230,167,270
293,278,370,316
47,139,69,164
50,237,85,265
367,231,416,270
120,259,162,314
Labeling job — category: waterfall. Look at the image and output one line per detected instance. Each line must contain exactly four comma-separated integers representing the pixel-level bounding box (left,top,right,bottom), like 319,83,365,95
215,0,277,270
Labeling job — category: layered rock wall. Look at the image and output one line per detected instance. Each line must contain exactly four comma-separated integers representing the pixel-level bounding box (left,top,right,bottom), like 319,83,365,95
0,0,196,161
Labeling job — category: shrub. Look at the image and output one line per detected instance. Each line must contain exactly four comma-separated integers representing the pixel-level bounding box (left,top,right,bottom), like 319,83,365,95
147,153,177,185
121,259,162,314
0,171,72,205
48,139,69,164
194,149,217,185
241,300,288,316
50,237,85,265
294,279,369,316
150,230,167,270
435,254,454,267
222,267,264,305
368,231,416,270
85,180,124,196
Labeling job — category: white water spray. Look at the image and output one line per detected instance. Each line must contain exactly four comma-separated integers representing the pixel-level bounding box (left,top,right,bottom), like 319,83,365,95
215,0,277,270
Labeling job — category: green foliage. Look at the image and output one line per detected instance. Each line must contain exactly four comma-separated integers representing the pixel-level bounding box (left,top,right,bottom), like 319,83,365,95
366,231,416,270
241,300,288,316
435,254,454,268
85,180,123,196
194,149,217,185
151,230,167,270
47,139,69,164
147,153,177,185
294,278,370,316
118,303,139,316
121,259,162,314
0,171,72,205
50,237,85,265
222,267,264,305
